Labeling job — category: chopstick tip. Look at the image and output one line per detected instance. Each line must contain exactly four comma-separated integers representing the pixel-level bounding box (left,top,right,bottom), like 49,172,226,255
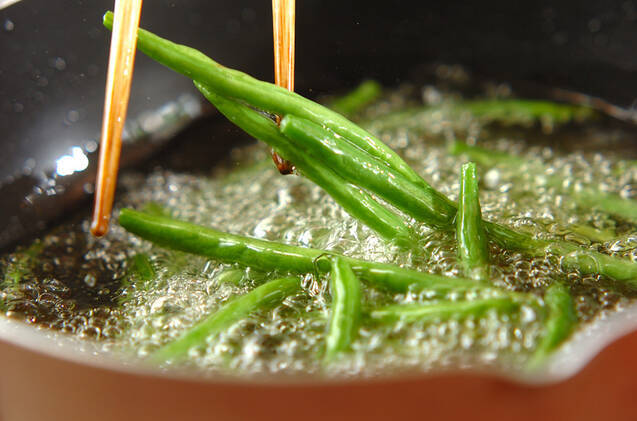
90,214,110,237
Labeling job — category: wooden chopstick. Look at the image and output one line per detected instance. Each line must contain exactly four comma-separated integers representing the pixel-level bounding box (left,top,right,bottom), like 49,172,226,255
90,0,143,237
271,0,296,174
272,0,295,92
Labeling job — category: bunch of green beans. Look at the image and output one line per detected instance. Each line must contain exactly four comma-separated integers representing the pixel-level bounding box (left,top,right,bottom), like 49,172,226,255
200,84,637,284
104,12,637,284
102,13,637,368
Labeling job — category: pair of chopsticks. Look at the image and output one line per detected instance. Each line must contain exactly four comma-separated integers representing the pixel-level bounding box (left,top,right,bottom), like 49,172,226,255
91,0,296,237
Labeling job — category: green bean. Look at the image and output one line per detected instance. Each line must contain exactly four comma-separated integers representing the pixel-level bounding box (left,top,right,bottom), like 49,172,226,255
215,268,246,286
325,258,362,361
119,208,479,294
279,114,456,228
554,242,637,287
457,163,489,281
528,282,577,369
571,187,637,224
329,80,382,117
152,276,301,363
450,140,637,223
482,221,545,253
352,260,479,294
567,224,616,244
3,241,42,287
448,141,526,169
120,208,323,274
365,100,593,132
196,83,414,247
128,253,155,282
141,201,172,218
464,99,594,126
482,222,637,286
103,12,424,187
1,242,42,311
119,253,156,305
370,298,521,323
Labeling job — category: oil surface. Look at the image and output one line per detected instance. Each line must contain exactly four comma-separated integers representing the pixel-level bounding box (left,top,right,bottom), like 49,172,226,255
1,81,636,377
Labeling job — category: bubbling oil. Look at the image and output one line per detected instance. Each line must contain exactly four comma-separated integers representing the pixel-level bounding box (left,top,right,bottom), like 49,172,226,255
1,82,636,377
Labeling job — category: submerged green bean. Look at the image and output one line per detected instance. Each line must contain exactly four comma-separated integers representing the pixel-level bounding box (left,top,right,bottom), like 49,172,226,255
329,80,382,117
365,99,594,133
1,242,42,312
450,141,637,223
571,187,637,224
2,241,42,287
370,298,521,323
215,268,246,286
456,163,489,281
152,276,301,363
567,224,616,243
464,99,594,126
483,222,637,286
118,208,479,294
528,282,577,369
448,141,526,169
325,258,362,361
127,253,155,282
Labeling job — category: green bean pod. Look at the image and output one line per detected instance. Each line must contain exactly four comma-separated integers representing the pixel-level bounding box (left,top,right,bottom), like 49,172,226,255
127,253,155,282
152,276,301,363
528,282,577,369
119,208,479,294
370,298,521,323
329,80,382,117
449,141,525,169
103,11,425,187
196,84,414,247
279,115,456,228
552,241,637,288
325,258,362,361
451,141,637,223
463,99,594,125
572,188,637,224
456,163,489,280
